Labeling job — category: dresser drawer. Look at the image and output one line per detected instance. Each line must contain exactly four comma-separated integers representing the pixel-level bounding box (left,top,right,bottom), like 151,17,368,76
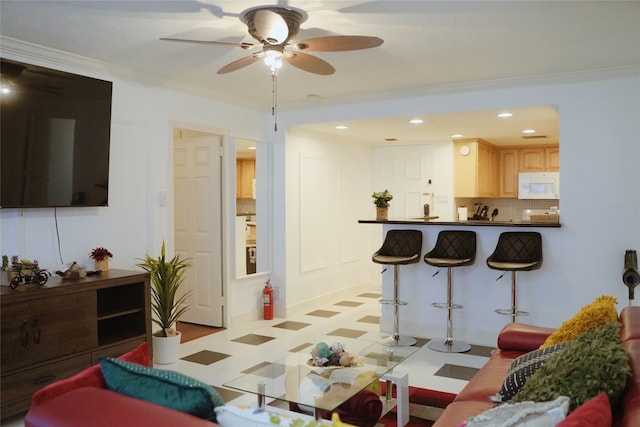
1,353,92,406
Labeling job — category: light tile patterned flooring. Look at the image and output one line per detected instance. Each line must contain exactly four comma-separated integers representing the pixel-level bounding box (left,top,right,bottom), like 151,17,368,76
172,291,494,417
0,291,494,427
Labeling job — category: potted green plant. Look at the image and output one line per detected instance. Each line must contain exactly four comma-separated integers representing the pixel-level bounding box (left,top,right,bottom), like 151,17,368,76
137,240,191,364
372,189,393,220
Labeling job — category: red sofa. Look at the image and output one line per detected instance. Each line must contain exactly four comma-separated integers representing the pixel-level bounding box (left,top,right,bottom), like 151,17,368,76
25,342,216,427
433,306,640,427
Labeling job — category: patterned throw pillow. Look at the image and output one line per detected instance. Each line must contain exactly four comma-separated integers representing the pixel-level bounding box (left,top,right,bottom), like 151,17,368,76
460,395,569,427
512,322,630,412
491,341,570,403
539,295,618,348
100,358,225,421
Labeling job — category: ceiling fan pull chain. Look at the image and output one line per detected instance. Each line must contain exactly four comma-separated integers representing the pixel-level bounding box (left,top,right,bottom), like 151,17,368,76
272,71,278,131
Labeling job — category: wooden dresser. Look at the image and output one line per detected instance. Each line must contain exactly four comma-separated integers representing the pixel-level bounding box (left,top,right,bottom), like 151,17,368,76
0,269,151,420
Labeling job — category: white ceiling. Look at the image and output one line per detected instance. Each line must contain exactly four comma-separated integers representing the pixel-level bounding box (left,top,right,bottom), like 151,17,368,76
1,1,638,145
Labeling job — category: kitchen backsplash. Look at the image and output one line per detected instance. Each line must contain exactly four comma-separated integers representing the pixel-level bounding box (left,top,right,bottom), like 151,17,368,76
455,198,559,222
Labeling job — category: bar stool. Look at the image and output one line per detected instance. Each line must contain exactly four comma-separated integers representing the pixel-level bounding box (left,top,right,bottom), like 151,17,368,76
487,231,543,322
424,230,476,353
372,229,422,347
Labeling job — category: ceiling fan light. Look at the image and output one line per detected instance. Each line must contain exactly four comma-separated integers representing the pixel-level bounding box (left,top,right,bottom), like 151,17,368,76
264,50,284,71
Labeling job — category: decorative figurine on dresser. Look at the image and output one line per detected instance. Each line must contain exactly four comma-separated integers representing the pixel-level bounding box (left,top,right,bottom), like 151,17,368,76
2,256,51,289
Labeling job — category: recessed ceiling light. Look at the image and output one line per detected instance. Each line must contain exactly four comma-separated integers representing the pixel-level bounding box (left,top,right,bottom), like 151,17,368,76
497,112,513,118
335,125,348,130
408,118,424,124
451,133,464,138
522,129,536,134
248,146,256,150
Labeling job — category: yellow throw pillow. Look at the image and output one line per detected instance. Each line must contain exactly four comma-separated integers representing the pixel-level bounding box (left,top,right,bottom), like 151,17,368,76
354,371,382,396
539,295,619,348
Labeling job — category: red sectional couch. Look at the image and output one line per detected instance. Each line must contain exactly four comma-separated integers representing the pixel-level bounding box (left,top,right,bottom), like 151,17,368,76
25,342,216,427
24,308,640,427
434,306,640,427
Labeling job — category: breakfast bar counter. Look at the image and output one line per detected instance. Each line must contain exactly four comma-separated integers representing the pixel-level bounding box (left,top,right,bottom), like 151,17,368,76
358,218,561,227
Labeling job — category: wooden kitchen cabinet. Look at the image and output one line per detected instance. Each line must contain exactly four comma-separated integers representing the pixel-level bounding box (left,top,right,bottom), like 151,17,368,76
519,147,546,171
499,149,519,198
454,139,498,197
0,270,151,420
236,158,256,198
545,146,560,171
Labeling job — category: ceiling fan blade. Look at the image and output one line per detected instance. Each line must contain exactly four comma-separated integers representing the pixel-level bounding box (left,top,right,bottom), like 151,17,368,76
292,35,384,52
283,52,335,75
217,53,264,74
253,9,288,44
160,37,255,50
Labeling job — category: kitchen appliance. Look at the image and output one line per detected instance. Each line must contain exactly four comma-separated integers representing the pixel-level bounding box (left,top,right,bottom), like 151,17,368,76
518,172,560,199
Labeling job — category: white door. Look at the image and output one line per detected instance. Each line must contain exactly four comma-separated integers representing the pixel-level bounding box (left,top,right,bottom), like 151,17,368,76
173,129,224,327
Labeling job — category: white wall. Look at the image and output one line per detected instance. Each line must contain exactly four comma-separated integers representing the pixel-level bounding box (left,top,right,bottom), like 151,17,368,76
281,127,374,315
0,43,271,328
277,72,640,345
3,39,639,343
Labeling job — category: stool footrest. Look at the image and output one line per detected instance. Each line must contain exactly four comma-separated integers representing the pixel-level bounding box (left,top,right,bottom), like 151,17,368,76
432,302,463,310
495,308,529,317
380,299,408,306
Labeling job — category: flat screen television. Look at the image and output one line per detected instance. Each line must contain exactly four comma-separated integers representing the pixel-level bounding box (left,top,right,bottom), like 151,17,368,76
1,58,113,208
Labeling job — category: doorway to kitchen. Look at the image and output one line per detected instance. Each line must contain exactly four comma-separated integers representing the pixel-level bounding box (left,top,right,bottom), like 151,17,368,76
172,127,224,327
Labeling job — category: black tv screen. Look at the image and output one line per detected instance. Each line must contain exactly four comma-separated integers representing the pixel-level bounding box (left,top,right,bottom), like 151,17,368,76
1,58,112,208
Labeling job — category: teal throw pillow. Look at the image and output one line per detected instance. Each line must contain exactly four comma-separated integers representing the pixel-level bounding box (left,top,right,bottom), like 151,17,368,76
100,358,224,421
511,322,630,412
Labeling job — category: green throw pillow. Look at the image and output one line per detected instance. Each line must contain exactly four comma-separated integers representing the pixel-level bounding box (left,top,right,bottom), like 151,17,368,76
511,322,630,412
100,358,225,421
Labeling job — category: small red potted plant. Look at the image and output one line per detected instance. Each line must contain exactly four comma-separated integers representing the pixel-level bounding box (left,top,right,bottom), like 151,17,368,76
90,247,113,271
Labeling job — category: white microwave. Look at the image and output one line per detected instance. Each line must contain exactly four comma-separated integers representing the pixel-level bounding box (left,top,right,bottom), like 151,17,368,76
518,172,560,199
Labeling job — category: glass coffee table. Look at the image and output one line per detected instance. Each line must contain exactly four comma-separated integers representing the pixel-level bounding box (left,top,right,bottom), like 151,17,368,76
223,341,419,425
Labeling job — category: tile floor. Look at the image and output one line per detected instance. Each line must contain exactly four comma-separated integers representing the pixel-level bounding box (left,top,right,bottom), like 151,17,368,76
1,290,494,426
171,291,494,422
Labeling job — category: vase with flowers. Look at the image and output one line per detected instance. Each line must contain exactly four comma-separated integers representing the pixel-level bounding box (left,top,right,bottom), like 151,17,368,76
90,247,113,271
372,189,393,220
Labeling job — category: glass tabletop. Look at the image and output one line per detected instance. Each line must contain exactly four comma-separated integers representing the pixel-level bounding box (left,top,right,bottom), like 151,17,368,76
223,341,419,413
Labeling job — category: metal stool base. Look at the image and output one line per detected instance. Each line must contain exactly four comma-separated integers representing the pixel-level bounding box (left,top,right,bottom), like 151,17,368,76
384,334,416,347
428,339,471,353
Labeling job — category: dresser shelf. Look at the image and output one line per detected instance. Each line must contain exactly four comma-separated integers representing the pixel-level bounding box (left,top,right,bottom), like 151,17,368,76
1,269,151,420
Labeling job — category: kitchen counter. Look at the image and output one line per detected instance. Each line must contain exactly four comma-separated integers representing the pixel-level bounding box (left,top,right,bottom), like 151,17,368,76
358,218,561,227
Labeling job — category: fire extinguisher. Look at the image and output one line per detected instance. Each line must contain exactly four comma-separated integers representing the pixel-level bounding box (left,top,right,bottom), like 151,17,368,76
263,279,274,320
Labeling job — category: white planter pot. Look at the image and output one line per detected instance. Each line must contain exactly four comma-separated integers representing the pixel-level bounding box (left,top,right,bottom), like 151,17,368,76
152,332,181,364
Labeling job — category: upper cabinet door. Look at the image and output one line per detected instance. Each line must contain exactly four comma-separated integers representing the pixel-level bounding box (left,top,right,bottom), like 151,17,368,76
236,159,256,199
519,148,546,171
499,149,519,198
545,147,560,171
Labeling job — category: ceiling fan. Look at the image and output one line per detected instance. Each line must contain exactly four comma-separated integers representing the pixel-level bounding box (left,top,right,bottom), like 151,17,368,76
160,5,384,75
